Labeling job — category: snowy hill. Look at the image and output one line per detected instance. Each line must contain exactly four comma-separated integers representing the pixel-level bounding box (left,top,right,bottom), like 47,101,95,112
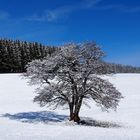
0,74,140,140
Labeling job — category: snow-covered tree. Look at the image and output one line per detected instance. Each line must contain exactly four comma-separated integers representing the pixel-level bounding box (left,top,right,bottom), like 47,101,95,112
24,42,123,122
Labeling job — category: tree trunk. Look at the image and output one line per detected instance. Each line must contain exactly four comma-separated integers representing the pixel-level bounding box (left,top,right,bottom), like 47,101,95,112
69,103,74,121
69,104,80,122
69,113,80,122
69,97,83,123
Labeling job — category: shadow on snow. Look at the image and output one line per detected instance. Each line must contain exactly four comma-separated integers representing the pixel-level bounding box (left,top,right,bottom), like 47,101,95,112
3,111,68,123
79,118,121,128
2,111,122,128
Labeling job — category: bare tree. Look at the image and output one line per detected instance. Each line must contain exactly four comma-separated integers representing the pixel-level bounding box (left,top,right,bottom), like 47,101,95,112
24,42,123,122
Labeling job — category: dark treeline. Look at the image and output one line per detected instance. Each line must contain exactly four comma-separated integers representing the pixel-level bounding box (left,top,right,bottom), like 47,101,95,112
0,39,140,73
105,63,140,73
0,39,56,73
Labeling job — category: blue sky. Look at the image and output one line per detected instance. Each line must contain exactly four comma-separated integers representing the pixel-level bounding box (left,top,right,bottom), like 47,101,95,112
0,0,140,66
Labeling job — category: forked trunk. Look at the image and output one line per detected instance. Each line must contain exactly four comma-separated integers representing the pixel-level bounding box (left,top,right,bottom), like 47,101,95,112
70,113,80,122
69,104,80,122
69,97,83,122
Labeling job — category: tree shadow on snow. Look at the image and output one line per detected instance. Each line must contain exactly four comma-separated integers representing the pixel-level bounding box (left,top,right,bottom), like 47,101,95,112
2,111,121,128
79,118,122,128
2,111,68,123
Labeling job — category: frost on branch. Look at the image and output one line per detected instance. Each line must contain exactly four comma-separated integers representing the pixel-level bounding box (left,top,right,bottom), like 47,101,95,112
24,42,123,122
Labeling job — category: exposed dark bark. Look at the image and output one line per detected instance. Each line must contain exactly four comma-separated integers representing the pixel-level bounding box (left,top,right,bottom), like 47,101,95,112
70,113,80,122
69,96,83,122
69,103,74,120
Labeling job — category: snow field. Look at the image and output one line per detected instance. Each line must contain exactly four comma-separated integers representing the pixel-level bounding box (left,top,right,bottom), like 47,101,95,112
0,74,140,140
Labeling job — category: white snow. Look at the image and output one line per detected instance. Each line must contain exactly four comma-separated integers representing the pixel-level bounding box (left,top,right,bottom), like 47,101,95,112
0,73,140,140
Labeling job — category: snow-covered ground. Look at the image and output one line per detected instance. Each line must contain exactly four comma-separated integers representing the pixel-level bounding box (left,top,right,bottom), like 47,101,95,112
0,74,140,140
